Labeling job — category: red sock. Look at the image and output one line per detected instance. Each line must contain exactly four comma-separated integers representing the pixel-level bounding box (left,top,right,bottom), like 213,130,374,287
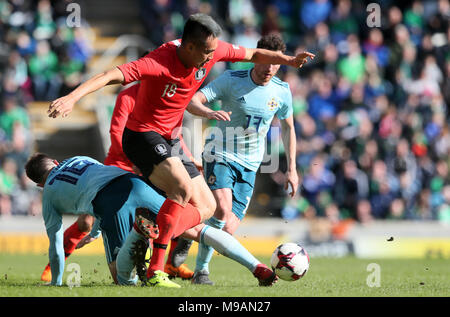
147,199,184,278
63,221,88,258
172,203,201,238
166,238,179,266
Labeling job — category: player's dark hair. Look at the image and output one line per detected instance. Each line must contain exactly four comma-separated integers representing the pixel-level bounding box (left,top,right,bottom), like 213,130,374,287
25,153,55,184
257,33,286,53
182,13,222,46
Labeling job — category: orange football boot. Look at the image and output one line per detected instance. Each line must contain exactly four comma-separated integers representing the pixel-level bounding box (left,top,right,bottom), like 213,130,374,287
164,263,194,280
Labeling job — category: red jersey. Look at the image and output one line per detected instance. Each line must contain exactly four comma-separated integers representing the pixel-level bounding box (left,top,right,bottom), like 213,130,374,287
104,83,195,172
103,84,140,172
117,39,246,139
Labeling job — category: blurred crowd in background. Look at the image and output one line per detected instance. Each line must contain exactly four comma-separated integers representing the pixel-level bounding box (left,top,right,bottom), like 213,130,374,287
139,0,450,225
0,0,448,228
0,0,91,216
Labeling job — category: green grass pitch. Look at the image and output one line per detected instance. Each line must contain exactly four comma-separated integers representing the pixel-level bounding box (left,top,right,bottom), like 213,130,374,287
0,254,448,297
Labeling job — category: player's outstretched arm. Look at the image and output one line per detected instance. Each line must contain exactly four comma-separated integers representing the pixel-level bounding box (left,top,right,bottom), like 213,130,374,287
47,67,125,118
187,91,231,121
47,225,65,286
280,116,299,197
243,48,315,69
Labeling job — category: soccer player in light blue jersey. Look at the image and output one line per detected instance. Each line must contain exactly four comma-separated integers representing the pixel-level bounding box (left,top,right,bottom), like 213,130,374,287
25,154,161,286
187,34,303,284
25,153,279,287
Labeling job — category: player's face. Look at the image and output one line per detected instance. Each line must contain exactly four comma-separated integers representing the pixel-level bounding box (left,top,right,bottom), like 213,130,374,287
252,52,281,85
191,36,218,69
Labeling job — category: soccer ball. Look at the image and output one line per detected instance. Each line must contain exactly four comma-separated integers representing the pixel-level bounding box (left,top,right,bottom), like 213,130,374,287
270,243,310,281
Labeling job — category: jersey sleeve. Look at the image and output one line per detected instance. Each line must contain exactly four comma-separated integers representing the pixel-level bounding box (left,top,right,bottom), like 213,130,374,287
215,40,246,63
200,71,231,103
43,202,65,286
276,86,293,120
116,54,161,85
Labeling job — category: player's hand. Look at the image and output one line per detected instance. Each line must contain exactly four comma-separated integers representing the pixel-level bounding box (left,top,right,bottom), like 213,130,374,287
292,51,315,69
47,94,76,118
75,235,97,249
284,169,299,198
206,111,231,121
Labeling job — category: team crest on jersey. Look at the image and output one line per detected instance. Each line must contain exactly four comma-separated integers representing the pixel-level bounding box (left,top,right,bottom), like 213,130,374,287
267,98,278,111
208,174,216,185
154,144,168,156
195,68,207,81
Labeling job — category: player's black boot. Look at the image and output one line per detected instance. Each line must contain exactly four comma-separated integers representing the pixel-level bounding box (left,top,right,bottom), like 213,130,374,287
131,238,149,284
131,207,159,285
191,269,214,285
172,237,194,267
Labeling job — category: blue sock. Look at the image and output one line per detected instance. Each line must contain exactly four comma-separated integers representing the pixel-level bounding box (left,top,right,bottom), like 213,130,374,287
115,228,144,285
194,217,225,273
200,225,260,273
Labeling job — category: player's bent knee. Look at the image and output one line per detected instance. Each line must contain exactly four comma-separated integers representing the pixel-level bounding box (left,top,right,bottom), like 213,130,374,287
199,191,217,220
173,184,193,206
213,200,233,223
181,225,203,242
201,201,216,221
208,195,217,215
200,204,216,222
222,214,240,235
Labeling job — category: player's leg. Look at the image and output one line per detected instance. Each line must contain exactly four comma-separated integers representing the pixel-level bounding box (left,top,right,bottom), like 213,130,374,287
193,187,232,284
40,214,94,282
170,237,193,268
163,145,214,279
145,157,202,281
193,161,234,284
193,161,255,284
102,234,119,285
183,224,277,286
115,207,159,285
188,174,217,221
147,160,215,281
164,237,194,280
122,130,209,284
91,174,160,285
163,173,215,280
140,165,194,280
120,173,185,288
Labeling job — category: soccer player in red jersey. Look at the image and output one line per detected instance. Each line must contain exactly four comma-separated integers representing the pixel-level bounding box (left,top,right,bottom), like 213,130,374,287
47,14,314,287
41,83,195,282
80,82,197,279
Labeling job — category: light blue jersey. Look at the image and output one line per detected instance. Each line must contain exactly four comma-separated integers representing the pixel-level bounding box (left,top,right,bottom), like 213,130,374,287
42,156,128,285
201,69,292,171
